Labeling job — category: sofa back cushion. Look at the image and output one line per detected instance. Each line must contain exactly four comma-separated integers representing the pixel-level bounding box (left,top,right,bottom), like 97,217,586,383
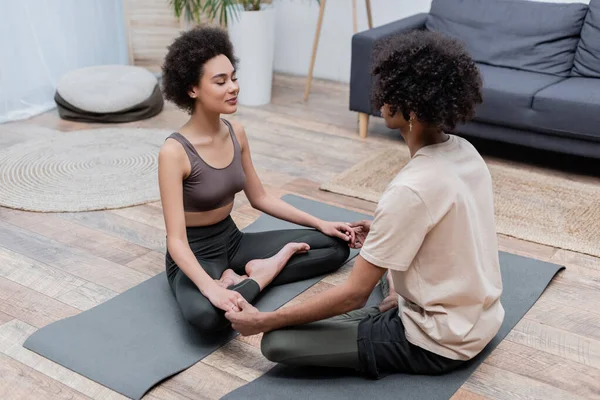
573,0,600,77
425,0,588,76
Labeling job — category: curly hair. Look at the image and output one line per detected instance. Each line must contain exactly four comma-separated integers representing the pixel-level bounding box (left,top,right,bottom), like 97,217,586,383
371,30,482,131
161,25,237,114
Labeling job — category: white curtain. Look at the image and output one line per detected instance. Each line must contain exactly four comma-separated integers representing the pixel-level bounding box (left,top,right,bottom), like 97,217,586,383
0,0,129,124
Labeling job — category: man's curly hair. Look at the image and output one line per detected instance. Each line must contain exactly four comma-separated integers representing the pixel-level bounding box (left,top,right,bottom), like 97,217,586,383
371,30,482,131
161,25,237,114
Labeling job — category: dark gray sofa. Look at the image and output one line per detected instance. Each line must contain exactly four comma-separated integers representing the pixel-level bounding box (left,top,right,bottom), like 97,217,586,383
350,0,600,159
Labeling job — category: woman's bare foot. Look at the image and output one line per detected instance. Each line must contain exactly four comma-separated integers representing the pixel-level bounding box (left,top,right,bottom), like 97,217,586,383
215,269,248,288
245,242,310,291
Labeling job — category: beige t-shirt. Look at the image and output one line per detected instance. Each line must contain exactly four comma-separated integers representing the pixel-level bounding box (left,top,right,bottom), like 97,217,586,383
360,134,504,361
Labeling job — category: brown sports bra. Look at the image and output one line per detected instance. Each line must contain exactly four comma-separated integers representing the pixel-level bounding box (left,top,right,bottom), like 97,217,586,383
166,119,246,212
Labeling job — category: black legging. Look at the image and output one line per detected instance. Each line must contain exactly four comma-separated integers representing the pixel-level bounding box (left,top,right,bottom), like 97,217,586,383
165,215,350,334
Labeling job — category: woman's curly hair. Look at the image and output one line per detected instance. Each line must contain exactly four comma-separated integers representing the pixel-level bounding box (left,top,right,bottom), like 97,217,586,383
371,30,482,131
161,25,237,114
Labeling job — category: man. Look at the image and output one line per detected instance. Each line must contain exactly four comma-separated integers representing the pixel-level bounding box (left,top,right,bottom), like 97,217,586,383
225,30,504,378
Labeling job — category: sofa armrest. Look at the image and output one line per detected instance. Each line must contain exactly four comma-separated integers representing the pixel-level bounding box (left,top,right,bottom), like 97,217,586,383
349,13,428,115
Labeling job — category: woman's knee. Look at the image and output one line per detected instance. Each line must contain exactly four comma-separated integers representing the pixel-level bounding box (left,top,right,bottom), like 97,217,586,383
324,236,350,270
181,301,229,334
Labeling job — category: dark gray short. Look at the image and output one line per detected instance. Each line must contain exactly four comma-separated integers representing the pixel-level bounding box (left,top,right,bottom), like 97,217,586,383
357,307,465,379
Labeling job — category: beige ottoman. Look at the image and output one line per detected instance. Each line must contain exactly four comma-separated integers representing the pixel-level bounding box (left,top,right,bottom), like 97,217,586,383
55,65,164,122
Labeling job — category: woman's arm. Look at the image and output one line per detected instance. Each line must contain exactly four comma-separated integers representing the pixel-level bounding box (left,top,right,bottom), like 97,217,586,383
233,122,352,242
158,141,244,311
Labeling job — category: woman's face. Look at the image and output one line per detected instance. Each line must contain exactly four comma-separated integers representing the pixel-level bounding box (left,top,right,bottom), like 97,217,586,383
189,54,239,114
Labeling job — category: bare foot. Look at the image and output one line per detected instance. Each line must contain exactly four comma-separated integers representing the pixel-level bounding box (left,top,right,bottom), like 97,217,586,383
215,269,248,288
245,242,310,291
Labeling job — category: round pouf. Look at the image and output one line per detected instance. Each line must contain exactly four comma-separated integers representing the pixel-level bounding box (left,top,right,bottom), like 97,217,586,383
55,65,164,123
0,128,172,212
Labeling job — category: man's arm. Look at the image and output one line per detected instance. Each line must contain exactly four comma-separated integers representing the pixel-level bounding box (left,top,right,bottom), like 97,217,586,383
225,256,387,335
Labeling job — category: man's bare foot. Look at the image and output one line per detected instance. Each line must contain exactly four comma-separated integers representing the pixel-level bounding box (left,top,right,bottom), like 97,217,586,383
245,242,310,290
215,269,248,288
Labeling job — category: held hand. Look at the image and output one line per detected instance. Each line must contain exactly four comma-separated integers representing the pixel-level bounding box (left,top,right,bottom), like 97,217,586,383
225,298,267,336
348,220,371,249
378,294,399,313
318,220,356,245
204,284,245,313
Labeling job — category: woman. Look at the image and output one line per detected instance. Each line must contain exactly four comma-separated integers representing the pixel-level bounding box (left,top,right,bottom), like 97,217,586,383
158,26,354,334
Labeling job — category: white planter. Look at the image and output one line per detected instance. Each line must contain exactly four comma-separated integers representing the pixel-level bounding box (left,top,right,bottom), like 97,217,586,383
227,4,276,106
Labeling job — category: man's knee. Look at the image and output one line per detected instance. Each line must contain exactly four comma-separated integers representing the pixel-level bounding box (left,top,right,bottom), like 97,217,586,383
260,330,290,363
181,302,229,334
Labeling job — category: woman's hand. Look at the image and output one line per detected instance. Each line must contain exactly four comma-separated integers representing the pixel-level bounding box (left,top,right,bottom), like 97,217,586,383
348,220,371,248
318,220,356,244
203,284,245,313
378,294,398,313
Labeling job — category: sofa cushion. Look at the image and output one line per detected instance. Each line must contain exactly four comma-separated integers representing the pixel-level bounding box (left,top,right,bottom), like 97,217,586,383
532,78,600,142
573,0,600,78
473,63,564,129
425,0,588,76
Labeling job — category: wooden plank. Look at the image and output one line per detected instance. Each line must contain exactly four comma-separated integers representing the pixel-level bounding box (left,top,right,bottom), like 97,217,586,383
509,318,600,369
0,221,150,293
0,353,91,400
484,339,600,399
0,245,117,311
0,207,150,265
110,204,165,231
125,250,165,276
0,247,87,299
145,386,192,400
551,248,600,272
450,389,489,400
202,340,276,382
0,311,13,326
0,277,80,328
523,297,600,342
0,320,126,400
58,211,166,252
463,363,589,400
161,362,246,400
497,234,558,262
235,333,263,350
56,282,118,311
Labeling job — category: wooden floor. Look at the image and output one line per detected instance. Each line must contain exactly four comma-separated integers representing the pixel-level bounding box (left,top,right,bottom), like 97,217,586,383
1,74,599,400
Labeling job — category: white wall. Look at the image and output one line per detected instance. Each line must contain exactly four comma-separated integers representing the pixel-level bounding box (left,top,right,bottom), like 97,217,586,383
271,0,590,83
272,0,433,83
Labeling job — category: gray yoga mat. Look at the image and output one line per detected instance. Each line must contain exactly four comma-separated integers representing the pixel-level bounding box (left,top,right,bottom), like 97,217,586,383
22,195,371,400
221,252,565,400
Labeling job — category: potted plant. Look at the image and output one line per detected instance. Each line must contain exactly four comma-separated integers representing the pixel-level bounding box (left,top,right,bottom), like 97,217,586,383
169,0,277,106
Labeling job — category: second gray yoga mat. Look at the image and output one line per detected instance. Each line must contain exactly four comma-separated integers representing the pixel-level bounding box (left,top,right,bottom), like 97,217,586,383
22,194,371,400
221,252,565,400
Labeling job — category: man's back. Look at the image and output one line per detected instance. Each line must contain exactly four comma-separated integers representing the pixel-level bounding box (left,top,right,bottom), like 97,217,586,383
361,134,505,360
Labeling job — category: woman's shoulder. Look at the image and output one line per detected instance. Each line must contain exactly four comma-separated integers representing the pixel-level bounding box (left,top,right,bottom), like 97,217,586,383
159,134,187,164
223,118,248,147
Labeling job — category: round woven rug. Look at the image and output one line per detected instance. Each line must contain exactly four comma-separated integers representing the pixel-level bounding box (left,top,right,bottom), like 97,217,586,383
0,128,173,212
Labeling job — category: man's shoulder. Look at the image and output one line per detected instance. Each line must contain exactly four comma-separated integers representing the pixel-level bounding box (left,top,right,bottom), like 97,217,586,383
391,155,454,197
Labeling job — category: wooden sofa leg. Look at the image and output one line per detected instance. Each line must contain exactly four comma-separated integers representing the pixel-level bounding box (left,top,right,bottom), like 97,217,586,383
358,112,369,138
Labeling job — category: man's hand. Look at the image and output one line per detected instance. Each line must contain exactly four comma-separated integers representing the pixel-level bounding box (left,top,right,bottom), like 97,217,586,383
225,298,269,336
348,220,371,249
318,220,356,245
378,294,398,313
